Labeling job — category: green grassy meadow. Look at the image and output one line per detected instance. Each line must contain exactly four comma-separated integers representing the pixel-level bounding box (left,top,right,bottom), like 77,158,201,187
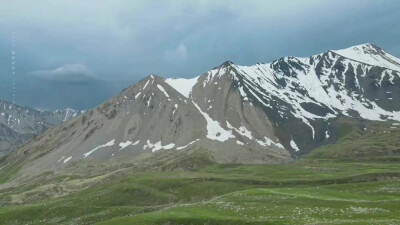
0,119,399,224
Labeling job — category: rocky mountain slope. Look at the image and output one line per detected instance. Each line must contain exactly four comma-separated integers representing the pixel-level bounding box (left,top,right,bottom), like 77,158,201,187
0,100,82,155
3,43,400,176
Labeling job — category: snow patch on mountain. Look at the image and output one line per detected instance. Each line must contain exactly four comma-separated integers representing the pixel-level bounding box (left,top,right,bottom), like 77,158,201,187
56,156,65,163
157,84,170,98
135,92,141,99
236,140,244,145
142,80,150,90
63,156,72,163
172,104,178,114
193,102,234,142
119,141,133,151
165,76,199,98
226,121,253,140
290,138,300,152
144,140,175,152
176,139,200,150
83,139,115,158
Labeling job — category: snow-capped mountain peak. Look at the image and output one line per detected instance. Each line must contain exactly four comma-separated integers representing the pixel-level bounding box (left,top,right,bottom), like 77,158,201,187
331,43,400,71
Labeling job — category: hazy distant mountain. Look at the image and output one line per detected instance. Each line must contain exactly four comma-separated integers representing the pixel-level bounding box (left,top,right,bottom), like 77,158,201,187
0,100,82,155
4,43,400,175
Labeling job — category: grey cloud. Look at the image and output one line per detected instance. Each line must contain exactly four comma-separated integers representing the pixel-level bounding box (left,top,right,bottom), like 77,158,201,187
28,64,95,83
0,0,399,110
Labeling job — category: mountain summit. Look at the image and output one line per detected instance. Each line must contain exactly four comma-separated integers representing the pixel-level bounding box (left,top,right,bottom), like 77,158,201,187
4,44,400,175
331,43,400,71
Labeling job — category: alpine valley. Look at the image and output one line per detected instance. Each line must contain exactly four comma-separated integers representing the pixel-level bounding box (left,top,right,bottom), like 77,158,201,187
1,43,400,225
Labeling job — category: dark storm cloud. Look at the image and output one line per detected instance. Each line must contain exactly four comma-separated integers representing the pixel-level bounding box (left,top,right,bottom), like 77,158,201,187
0,0,399,109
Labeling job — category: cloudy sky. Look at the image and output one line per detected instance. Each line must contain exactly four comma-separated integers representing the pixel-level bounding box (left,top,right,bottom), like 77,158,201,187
0,0,399,110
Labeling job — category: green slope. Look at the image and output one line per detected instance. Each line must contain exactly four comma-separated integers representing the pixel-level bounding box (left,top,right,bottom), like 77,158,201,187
0,119,399,224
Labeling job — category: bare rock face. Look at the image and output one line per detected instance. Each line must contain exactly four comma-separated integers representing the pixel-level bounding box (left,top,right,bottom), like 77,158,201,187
0,101,82,155
4,43,400,175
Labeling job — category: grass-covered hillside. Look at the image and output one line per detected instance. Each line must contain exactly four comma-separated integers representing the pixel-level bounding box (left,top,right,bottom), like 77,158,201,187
0,119,399,224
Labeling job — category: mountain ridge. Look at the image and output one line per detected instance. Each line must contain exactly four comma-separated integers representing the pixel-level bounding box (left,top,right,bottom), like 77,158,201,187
0,100,83,155
2,43,399,177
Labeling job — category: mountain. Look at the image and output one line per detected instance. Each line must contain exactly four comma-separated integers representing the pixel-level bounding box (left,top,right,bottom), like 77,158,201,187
3,43,400,176
0,100,83,155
